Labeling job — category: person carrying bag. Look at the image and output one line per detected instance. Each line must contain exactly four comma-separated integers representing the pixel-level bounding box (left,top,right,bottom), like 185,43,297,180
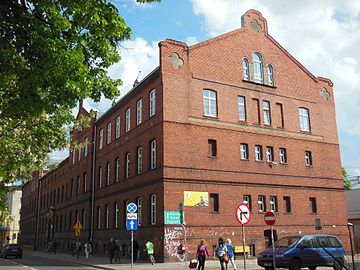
215,237,228,270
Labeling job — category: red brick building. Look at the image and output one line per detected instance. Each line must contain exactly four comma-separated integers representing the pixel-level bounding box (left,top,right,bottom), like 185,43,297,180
20,9,348,261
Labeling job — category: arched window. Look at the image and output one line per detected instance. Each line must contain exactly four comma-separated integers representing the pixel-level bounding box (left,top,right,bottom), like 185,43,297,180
267,65,274,86
253,52,263,83
243,58,249,80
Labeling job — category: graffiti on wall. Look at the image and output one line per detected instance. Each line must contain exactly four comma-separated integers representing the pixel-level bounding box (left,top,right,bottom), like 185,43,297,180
164,227,183,258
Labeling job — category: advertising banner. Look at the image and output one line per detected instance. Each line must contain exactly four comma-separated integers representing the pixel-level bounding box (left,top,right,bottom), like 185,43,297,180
184,191,209,206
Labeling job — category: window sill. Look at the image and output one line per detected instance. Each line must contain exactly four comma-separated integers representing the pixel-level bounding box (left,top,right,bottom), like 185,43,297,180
283,212,292,215
306,165,313,168
240,158,250,161
310,212,318,215
208,156,218,160
300,130,312,134
280,162,288,166
210,211,220,214
204,115,218,119
255,160,264,163
238,120,247,124
242,79,277,89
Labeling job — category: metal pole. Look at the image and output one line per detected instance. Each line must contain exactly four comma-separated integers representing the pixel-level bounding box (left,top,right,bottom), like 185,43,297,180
271,225,276,270
131,230,134,268
348,223,355,270
242,225,247,270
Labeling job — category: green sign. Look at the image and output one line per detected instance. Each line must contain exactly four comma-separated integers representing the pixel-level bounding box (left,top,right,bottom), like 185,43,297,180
164,211,181,224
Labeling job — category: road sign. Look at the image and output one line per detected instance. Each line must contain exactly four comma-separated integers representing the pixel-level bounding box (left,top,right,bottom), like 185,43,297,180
127,203,137,213
235,203,251,225
126,219,138,230
264,211,276,226
164,211,181,224
73,220,83,236
127,213,138,220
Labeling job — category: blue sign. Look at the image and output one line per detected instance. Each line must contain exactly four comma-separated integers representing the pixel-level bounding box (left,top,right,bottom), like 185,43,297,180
126,219,138,230
127,203,137,213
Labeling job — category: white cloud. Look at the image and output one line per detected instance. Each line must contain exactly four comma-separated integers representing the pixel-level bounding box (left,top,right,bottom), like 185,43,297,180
186,36,200,46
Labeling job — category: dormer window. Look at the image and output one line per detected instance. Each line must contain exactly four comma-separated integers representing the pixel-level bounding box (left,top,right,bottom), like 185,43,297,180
253,52,263,83
267,65,274,86
243,58,249,80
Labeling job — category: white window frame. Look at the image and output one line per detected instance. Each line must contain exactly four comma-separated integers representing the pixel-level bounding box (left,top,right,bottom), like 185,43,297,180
106,162,110,185
97,207,101,229
115,116,121,138
240,144,248,160
98,166,102,188
149,89,156,117
268,65,274,86
299,108,310,132
105,204,109,229
125,108,131,132
258,196,265,212
238,96,246,121
305,151,312,166
243,58,249,80
279,148,287,164
125,152,130,178
115,158,120,182
150,140,156,170
253,52,263,83
107,123,111,144
84,139,88,157
203,89,217,117
78,148,81,161
255,145,262,161
72,149,76,165
266,146,274,162
150,194,156,225
263,100,271,125
243,195,250,206
114,202,119,228
270,196,277,212
137,99,142,125
137,147,143,174
99,129,104,150
137,197,142,226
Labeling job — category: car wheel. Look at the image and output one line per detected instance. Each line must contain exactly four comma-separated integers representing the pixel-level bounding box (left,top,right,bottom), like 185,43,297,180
265,267,274,270
289,259,301,270
333,258,343,270
309,267,316,270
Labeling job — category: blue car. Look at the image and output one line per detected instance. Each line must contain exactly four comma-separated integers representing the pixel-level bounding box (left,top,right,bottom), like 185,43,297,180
257,234,345,270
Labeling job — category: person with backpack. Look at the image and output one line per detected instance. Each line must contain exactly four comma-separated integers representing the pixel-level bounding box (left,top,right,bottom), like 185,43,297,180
215,237,228,270
196,239,210,270
226,238,237,270
84,241,92,260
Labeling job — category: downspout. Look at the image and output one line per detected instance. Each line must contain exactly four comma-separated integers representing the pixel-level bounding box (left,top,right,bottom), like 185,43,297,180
90,125,97,242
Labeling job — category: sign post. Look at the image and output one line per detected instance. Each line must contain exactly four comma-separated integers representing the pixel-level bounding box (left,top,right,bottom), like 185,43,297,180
235,203,251,270
126,203,138,269
264,211,277,270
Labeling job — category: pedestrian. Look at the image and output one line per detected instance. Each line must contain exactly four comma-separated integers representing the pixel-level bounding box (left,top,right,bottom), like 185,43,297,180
84,241,92,260
226,239,237,270
47,240,53,254
114,240,121,263
144,239,156,265
70,240,76,256
215,237,228,270
53,240,57,254
75,239,82,259
107,237,115,264
196,239,210,270
133,239,139,262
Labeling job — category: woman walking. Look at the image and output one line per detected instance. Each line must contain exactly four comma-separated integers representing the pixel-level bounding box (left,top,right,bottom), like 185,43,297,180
196,239,210,270
215,237,228,270
226,239,237,270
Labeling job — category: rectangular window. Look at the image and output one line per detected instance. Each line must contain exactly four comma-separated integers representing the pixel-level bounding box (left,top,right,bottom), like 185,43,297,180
72,149,76,165
150,194,156,225
203,90,217,117
279,148,287,164
83,172,87,193
150,140,156,169
107,123,111,144
255,145,263,161
243,195,252,211
125,153,130,178
299,108,311,131
258,195,266,212
276,103,284,128
84,139,88,157
137,197,142,226
263,100,271,125
99,129,104,150
266,146,274,162
208,139,217,157
115,158,120,182
137,99,142,125
283,196,291,213
238,96,246,121
270,196,277,212
115,116,121,138
106,162,110,186
305,151,312,166
70,179,74,197
114,202,119,228
209,193,219,212
125,108,131,132
315,219,323,231
149,89,156,117
97,206,101,229
76,176,80,195
240,143,249,160
253,98,261,124
310,197,317,214
98,166,102,188
105,204,109,229
82,209,86,229
78,148,81,161
137,147,143,174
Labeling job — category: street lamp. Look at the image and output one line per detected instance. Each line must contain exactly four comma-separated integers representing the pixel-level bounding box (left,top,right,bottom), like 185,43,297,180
347,222,356,270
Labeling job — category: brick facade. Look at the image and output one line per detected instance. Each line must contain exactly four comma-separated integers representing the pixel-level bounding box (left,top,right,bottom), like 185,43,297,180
20,9,348,262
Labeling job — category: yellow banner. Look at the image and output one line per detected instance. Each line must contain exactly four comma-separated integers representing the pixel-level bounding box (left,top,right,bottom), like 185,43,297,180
184,191,209,206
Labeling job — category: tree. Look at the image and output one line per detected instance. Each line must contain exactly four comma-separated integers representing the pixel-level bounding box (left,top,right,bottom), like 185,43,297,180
343,167,352,190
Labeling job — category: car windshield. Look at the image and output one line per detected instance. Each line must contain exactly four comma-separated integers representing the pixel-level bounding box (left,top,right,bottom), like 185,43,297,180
274,236,302,248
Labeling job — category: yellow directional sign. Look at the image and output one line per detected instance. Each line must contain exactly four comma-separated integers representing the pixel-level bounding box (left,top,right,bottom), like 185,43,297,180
74,220,83,236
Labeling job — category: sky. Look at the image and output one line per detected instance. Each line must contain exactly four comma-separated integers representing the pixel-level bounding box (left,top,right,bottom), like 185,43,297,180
55,0,360,177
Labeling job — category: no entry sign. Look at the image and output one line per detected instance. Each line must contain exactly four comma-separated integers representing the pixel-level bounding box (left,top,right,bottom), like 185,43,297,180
264,211,276,226
235,203,251,225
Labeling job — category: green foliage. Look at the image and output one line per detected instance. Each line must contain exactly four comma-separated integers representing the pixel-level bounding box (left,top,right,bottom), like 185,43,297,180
342,167,352,190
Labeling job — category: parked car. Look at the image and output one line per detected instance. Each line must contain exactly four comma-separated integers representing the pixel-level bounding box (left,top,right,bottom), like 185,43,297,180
257,234,345,270
0,244,23,259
